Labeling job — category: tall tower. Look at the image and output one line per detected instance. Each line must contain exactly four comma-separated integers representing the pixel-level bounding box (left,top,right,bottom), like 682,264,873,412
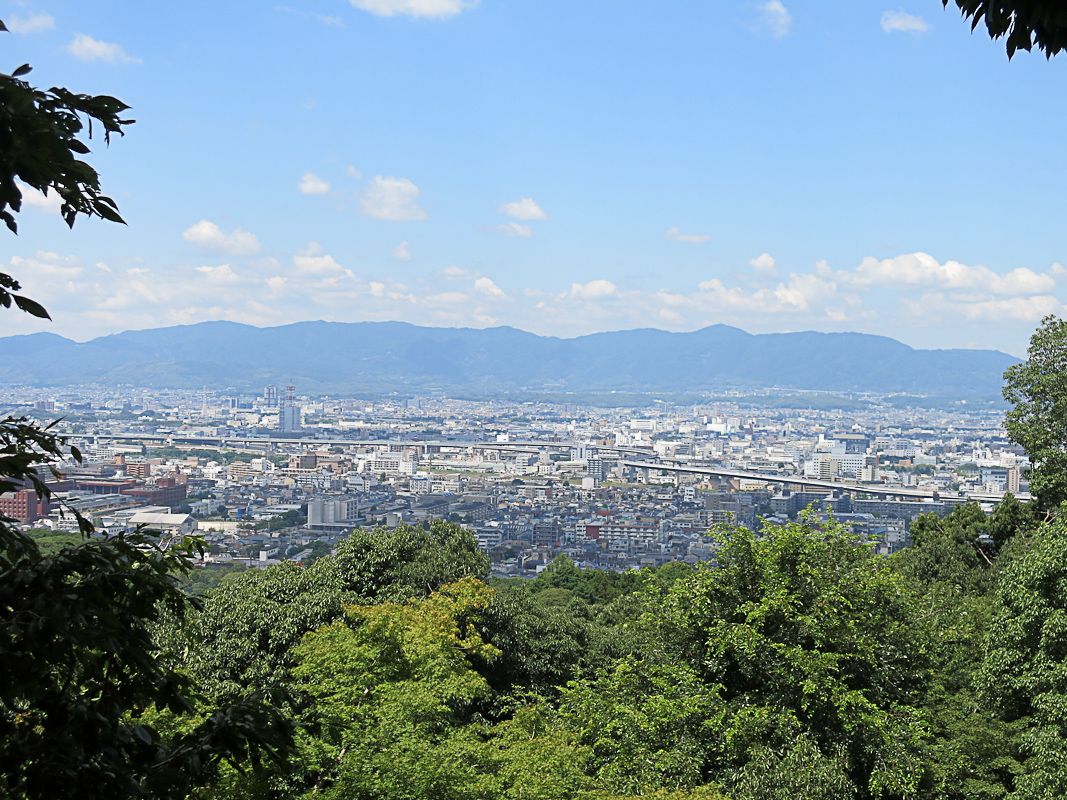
264,384,278,409
279,380,301,432
1007,465,1021,495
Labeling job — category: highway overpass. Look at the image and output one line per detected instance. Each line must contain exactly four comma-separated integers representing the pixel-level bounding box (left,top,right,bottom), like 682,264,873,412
619,459,1016,504
93,432,1014,504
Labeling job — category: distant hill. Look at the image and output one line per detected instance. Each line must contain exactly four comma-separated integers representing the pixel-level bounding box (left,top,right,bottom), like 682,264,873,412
0,321,1020,397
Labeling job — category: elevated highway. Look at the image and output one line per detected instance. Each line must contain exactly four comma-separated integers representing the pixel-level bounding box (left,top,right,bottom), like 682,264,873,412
97,432,657,458
92,433,1014,504
619,460,1016,504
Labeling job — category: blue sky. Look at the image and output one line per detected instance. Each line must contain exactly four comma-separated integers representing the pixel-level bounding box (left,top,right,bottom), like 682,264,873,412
2,0,1066,356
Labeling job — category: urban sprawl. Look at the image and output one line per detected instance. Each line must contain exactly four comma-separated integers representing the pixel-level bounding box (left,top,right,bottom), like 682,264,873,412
4,383,1023,575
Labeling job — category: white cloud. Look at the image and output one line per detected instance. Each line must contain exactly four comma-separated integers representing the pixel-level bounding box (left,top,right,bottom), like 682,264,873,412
565,280,618,300
16,183,61,215
8,251,82,280
693,271,841,315
474,277,506,298
749,253,778,276
498,197,548,221
0,245,445,340
392,241,413,261
425,291,469,305
7,12,55,34
348,0,479,19
759,1,792,38
881,10,931,34
439,265,475,280
830,252,1058,296
360,175,427,221
346,166,363,178
194,264,241,284
182,220,261,255
9,239,1057,357
298,172,331,195
665,226,712,244
492,222,533,238
67,33,141,64
293,242,343,275
905,293,1062,322
772,273,836,312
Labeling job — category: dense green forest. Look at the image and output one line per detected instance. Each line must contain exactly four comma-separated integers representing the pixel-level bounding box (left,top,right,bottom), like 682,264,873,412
7,491,1067,800
165,502,1053,800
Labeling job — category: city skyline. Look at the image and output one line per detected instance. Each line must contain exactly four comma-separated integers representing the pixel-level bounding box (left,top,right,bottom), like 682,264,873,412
3,0,1067,356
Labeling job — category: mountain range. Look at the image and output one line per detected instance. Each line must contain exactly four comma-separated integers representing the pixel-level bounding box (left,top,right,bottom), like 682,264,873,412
0,321,1020,398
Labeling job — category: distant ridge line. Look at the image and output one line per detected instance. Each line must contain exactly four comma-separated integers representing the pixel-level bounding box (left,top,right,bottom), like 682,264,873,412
0,320,1019,397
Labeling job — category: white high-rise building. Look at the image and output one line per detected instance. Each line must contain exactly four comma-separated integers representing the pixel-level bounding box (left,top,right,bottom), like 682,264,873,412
278,381,301,432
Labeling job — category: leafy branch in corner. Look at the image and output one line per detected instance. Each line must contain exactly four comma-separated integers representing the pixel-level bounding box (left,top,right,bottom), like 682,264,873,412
944,0,1067,58
0,17,133,320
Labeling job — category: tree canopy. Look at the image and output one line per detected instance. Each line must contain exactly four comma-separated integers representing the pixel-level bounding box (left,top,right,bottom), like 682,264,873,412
146,503,1062,800
945,0,1067,58
1003,315,1067,511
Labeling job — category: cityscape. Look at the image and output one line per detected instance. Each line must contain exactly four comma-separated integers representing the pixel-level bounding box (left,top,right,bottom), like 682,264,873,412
6,380,1023,574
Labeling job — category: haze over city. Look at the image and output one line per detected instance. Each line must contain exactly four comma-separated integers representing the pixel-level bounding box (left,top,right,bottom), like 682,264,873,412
2,0,1066,356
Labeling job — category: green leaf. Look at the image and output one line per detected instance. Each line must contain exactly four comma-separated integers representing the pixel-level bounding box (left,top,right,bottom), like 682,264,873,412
0,62,133,240
91,197,126,225
12,294,51,320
